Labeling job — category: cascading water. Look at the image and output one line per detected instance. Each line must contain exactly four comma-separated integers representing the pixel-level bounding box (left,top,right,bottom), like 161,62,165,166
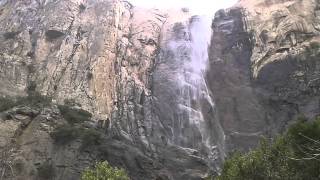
153,14,226,168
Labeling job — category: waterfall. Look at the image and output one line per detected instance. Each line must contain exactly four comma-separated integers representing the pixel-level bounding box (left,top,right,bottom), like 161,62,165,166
155,15,226,167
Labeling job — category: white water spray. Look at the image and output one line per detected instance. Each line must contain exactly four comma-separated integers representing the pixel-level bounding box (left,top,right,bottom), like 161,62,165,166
164,15,225,163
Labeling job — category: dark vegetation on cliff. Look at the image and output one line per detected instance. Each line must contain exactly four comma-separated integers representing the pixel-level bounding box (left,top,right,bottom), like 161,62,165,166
50,124,102,149
58,104,92,124
217,117,320,180
0,93,51,112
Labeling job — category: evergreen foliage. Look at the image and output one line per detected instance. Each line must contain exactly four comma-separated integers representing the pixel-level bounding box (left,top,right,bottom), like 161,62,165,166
217,117,320,180
58,105,92,124
81,161,129,180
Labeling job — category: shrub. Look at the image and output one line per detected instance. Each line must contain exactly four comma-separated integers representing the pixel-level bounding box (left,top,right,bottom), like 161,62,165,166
27,64,36,74
38,162,55,180
217,117,320,180
80,128,102,149
22,81,52,106
51,124,102,148
81,161,129,180
172,22,185,35
0,93,51,112
181,7,189,13
3,31,19,40
0,96,16,112
87,72,93,80
310,41,320,50
306,41,320,56
50,125,79,145
64,99,77,106
45,30,65,40
26,81,37,93
79,3,86,12
17,92,52,107
58,105,92,124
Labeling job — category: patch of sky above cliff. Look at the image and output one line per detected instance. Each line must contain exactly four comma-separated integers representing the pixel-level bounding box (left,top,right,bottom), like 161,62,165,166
129,0,238,16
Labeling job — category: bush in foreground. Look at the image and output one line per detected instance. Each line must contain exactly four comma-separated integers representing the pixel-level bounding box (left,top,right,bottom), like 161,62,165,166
217,117,320,180
81,161,129,180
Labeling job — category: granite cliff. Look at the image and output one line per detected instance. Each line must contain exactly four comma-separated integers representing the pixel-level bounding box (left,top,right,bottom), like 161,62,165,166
0,0,319,179
209,0,320,153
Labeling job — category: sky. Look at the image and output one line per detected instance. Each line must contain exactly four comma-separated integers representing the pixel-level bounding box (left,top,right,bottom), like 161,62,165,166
129,0,238,16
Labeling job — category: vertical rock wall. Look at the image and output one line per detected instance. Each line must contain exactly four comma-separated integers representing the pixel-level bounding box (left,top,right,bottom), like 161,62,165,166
208,0,320,153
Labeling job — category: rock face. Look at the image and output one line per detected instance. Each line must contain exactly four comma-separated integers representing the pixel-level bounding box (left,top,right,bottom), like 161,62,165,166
208,0,320,152
0,0,212,179
0,0,320,179
0,104,209,180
